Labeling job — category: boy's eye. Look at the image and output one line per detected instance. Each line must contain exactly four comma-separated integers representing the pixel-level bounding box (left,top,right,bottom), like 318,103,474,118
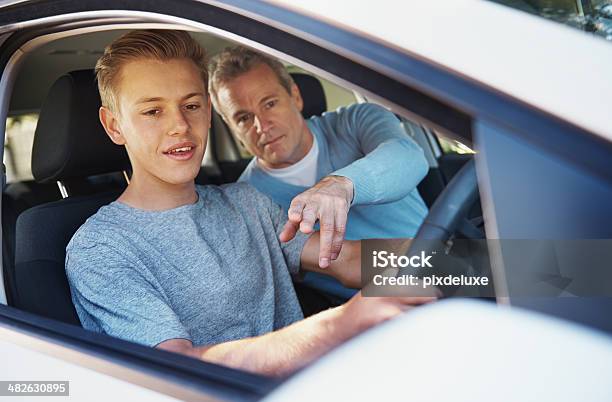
143,109,160,116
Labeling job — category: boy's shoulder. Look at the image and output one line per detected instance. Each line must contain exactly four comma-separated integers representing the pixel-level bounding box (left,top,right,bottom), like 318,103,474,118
66,201,134,256
197,182,272,207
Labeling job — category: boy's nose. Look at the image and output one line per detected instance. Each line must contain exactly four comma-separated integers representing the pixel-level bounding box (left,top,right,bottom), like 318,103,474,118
169,110,189,135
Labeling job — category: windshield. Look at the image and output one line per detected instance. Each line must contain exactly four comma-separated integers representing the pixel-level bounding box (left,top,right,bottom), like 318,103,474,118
490,0,612,41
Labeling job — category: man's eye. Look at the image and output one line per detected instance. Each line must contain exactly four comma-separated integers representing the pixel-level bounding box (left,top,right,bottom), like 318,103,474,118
185,103,200,111
237,114,252,125
265,100,277,109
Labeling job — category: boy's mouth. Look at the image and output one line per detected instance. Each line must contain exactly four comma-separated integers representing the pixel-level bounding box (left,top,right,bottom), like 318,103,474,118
163,143,196,160
166,146,193,154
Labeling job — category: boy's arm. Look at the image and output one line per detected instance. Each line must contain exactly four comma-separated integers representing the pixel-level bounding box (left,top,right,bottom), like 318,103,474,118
158,289,436,377
297,232,413,289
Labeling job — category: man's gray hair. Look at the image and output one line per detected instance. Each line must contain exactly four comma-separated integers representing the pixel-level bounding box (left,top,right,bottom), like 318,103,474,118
208,46,294,113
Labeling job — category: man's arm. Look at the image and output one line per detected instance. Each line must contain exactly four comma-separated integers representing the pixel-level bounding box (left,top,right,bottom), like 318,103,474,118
158,289,436,377
279,175,353,268
280,104,428,267
331,104,429,205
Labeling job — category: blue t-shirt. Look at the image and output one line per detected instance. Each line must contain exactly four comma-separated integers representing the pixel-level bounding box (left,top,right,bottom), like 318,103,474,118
65,183,308,347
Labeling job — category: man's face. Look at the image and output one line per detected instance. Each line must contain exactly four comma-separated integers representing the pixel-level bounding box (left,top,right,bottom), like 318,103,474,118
216,63,311,169
100,58,211,187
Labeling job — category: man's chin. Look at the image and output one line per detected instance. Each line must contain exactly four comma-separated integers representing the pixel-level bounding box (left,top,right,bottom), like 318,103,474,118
260,153,292,169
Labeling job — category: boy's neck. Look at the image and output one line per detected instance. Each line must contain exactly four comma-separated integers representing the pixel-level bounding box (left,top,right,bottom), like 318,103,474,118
117,175,198,211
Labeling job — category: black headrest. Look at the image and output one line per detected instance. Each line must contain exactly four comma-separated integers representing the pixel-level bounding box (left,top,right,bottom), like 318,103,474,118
32,70,130,183
290,73,327,119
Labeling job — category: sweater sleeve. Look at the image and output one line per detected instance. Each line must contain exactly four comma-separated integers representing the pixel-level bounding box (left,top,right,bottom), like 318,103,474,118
330,103,429,205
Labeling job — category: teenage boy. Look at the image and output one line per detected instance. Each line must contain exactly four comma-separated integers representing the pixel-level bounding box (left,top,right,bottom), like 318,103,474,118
65,30,437,377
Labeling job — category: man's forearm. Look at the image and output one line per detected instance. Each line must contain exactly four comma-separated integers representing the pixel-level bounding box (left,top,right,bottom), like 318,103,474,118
332,138,429,205
187,306,353,376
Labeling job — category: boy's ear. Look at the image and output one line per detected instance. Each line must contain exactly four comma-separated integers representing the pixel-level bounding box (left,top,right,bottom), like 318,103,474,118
99,106,126,145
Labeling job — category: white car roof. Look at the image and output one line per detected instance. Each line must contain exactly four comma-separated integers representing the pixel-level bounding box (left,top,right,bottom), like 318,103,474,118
270,0,612,142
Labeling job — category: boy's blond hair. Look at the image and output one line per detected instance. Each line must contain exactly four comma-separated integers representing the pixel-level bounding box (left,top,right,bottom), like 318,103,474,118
95,30,208,113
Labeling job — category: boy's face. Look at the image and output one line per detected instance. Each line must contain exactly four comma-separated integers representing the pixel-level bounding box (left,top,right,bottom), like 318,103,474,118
100,58,211,187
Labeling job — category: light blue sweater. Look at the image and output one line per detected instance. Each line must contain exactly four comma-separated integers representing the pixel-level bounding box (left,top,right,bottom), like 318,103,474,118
240,103,429,298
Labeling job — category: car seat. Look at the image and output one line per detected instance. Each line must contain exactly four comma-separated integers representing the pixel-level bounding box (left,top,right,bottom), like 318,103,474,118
12,70,130,324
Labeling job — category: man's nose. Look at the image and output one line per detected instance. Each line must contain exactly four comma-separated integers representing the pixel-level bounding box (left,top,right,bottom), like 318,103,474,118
254,114,272,135
169,108,189,135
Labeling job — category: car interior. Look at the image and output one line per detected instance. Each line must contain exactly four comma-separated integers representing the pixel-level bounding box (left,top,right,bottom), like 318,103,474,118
1,28,477,332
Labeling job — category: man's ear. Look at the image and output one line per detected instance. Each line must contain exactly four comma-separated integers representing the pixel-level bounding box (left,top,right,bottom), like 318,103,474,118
210,94,245,148
215,101,230,126
220,110,246,149
206,96,212,130
99,106,126,145
290,83,304,113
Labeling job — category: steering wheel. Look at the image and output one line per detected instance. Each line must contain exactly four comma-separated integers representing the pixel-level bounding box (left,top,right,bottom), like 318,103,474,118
414,158,480,241
399,158,489,296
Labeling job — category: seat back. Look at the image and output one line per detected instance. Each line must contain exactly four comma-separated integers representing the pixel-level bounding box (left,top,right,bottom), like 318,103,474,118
14,192,119,324
11,70,130,325
291,72,327,119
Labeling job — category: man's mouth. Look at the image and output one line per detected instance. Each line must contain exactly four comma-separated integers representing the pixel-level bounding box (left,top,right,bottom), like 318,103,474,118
262,136,284,147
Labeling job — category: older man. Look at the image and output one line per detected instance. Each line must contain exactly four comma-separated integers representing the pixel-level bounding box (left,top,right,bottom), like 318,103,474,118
209,47,429,298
